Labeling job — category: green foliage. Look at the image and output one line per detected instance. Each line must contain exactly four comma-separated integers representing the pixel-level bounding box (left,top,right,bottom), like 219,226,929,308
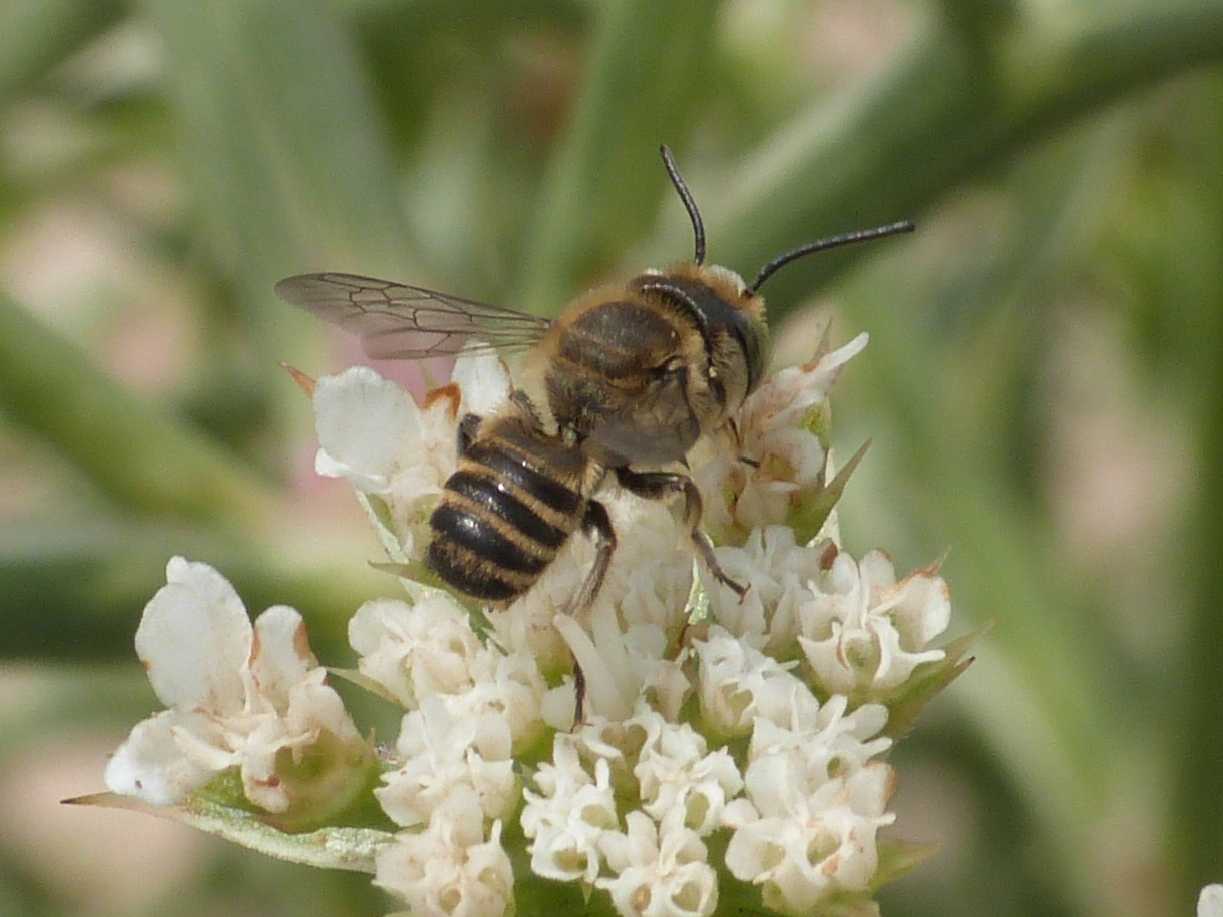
2,2,1223,915
67,790,395,873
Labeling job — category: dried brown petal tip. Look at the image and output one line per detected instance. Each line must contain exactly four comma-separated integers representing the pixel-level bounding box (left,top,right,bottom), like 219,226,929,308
280,362,317,396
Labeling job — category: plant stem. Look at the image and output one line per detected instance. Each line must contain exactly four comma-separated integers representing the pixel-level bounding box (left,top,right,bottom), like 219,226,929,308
693,1,1223,317
518,0,722,314
142,0,414,424
0,522,386,663
0,0,124,107
0,292,278,527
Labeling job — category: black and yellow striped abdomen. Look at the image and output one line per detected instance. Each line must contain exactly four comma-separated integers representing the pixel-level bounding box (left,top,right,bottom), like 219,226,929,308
427,416,590,605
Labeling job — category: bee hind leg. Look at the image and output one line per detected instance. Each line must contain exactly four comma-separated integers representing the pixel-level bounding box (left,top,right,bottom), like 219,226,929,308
568,499,617,725
615,468,748,602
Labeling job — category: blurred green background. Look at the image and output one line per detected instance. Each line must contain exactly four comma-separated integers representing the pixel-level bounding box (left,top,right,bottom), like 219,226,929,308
2,1,1222,915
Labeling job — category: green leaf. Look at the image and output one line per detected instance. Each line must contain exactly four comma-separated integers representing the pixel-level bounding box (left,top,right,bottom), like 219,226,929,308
0,0,125,107
871,836,941,892
142,0,413,418
519,0,722,313
358,492,411,563
0,521,386,663
65,792,395,873
327,666,405,708
0,292,278,527
789,439,872,546
673,3,1223,322
881,624,986,741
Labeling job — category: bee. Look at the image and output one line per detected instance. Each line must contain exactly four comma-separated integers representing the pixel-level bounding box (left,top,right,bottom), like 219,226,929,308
276,146,911,716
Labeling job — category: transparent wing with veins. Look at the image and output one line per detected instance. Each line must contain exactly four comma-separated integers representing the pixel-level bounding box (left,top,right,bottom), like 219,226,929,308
274,272,552,359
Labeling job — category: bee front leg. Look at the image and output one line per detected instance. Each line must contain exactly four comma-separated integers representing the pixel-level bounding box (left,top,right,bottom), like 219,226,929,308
615,468,748,601
568,499,617,725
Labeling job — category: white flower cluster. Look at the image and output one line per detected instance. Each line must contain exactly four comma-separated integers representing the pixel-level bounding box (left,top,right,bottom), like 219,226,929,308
102,332,961,917
105,558,372,820
520,703,738,914
374,790,514,917
725,691,896,914
316,352,709,912
702,527,951,700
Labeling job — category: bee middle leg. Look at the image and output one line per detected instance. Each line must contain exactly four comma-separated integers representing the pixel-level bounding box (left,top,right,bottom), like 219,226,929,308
614,467,747,600
567,499,617,724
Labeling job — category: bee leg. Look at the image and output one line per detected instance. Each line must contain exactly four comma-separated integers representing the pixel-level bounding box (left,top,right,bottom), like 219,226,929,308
725,417,758,467
726,416,744,449
569,499,617,725
574,500,617,617
457,413,481,456
509,387,543,426
615,468,748,601
572,663,586,726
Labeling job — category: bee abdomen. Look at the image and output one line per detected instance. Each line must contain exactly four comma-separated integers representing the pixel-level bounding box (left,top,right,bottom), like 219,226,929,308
426,443,582,605
444,471,569,549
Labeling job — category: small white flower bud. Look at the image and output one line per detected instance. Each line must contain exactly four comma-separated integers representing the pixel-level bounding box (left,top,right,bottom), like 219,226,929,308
797,548,950,697
726,761,895,916
597,811,718,917
521,738,619,884
376,697,516,829
691,626,805,737
374,789,514,917
349,594,484,707
626,705,744,837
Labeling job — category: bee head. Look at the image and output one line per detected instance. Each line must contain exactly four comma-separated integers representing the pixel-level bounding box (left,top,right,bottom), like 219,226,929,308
656,143,912,400
629,262,767,431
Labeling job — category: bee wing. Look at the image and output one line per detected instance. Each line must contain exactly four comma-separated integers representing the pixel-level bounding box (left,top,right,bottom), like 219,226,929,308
274,272,551,359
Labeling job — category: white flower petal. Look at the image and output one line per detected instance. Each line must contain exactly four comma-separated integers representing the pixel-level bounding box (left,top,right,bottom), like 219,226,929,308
540,680,578,732
1199,884,1223,917
452,350,513,417
111,558,368,818
702,526,829,653
694,333,868,541
553,612,632,722
313,366,418,492
247,605,316,709
692,626,804,736
728,755,896,915
135,557,251,713
104,710,216,805
597,812,718,917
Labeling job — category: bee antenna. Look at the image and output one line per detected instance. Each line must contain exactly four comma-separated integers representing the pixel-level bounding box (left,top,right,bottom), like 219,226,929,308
748,220,915,294
660,145,706,265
